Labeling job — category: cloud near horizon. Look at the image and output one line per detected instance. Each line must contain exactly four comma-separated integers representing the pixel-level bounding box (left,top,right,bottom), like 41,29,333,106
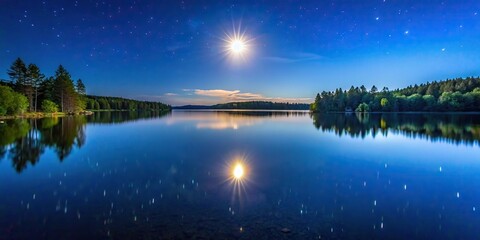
137,89,312,106
193,89,312,104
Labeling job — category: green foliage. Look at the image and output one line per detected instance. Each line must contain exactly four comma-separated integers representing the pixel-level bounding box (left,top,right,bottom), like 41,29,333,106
7,58,27,89
54,65,79,113
311,77,480,112
355,103,370,112
87,95,171,111
2,58,170,116
39,77,55,103
0,85,28,115
8,59,47,112
0,119,30,146
41,100,59,113
8,58,34,111
380,97,389,111
12,93,29,114
310,93,321,112
27,63,45,112
40,117,59,129
422,95,436,111
0,85,14,115
76,79,86,95
380,98,389,107
406,94,424,111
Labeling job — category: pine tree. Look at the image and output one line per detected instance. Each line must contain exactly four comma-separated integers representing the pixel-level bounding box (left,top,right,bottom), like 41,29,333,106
360,85,367,93
7,58,31,110
27,64,45,112
7,58,27,85
76,79,86,95
54,65,78,113
75,79,86,111
39,77,55,103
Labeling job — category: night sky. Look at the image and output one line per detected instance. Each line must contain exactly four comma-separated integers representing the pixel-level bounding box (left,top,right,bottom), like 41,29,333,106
1,0,479,105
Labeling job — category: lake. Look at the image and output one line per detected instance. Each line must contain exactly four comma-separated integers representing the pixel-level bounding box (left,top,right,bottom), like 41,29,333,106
1,111,479,239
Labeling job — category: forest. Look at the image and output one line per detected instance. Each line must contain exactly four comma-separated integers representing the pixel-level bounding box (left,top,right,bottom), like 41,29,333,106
86,95,170,111
0,58,170,117
311,77,480,112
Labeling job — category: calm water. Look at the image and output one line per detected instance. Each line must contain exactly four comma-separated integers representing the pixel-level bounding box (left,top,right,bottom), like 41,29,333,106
1,111,480,239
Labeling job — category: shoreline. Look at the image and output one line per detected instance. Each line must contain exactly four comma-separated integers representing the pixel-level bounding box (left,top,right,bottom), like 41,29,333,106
310,111,480,114
0,109,172,121
2,109,479,121
0,111,94,121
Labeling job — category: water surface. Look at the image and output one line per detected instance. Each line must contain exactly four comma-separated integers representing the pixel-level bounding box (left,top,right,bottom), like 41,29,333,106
1,111,480,239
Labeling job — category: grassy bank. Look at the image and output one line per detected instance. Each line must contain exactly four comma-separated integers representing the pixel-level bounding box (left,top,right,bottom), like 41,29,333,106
0,111,93,120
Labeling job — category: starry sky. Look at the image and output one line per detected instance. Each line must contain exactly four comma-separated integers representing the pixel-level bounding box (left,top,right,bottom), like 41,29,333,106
1,0,479,105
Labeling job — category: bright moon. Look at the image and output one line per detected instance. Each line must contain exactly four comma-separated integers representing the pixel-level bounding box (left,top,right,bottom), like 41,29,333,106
222,24,251,60
233,163,244,180
230,39,246,54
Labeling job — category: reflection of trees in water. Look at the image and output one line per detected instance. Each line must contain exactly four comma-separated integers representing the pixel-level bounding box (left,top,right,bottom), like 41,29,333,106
39,117,87,161
0,120,30,165
9,124,44,172
311,113,480,145
0,117,86,172
0,111,169,173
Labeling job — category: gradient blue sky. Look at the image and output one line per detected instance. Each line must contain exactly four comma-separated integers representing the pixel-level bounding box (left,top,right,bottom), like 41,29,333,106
1,0,479,105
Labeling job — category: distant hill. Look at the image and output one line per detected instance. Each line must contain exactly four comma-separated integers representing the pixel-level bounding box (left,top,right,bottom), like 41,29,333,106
174,101,310,110
173,105,211,109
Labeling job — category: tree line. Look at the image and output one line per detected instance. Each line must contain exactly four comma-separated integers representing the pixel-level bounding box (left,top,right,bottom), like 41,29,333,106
0,57,170,116
311,77,480,112
0,57,87,115
86,95,170,111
